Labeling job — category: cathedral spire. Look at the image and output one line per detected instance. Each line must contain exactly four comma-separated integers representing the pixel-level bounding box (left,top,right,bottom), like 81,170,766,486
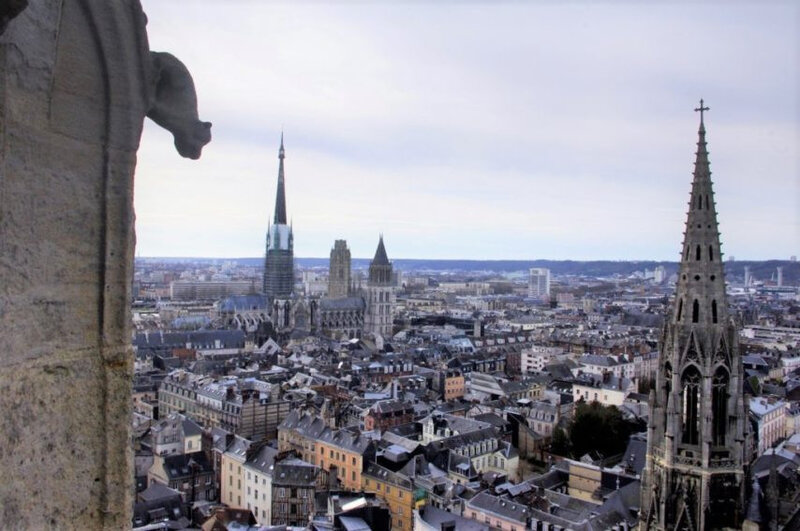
274,133,287,225
366,234,395,339
372,234,390,266
672,99,728,327
263,133,295,299
640,101,747,531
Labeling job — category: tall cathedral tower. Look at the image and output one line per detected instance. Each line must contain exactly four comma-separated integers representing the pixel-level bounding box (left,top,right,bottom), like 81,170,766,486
262,135,295,299
640,102,747,530
328,239,352,298
364,236,395,338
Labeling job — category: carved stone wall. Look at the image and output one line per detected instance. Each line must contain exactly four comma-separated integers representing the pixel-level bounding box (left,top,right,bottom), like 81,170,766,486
0,1,208,528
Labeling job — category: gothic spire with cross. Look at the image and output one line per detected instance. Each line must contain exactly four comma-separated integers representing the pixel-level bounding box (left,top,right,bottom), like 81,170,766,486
274,131,287,225
263,133,295,298
673,98,728,329
640,100,747,530
694,98,709,124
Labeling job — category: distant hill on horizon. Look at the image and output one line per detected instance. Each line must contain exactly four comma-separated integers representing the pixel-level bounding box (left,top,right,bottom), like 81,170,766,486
135,257,800,283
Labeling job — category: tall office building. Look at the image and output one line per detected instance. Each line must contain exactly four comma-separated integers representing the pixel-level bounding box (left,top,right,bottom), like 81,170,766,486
328,239,351,298
364,236,395,338
262,135,294,299
528,268,551,298
654,265,667,283
640,102,746,530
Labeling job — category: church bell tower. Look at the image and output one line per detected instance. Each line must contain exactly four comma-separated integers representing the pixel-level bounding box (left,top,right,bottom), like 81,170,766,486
262,133,295,300
364,235,395,339
640,101,747,530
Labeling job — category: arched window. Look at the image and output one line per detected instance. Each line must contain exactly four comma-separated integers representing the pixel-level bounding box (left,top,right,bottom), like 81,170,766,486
712,367,729,446
708,245,714,261
696,245,701,261
692,300,699,323
677,299,683,322
705,195,710,209
697,195,702,210
712,300,718,324
681,366,701,445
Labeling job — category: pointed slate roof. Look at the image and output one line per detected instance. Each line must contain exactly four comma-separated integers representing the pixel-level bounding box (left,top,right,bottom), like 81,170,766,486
672,100,729,328
372,235,389,266
273,133,287,224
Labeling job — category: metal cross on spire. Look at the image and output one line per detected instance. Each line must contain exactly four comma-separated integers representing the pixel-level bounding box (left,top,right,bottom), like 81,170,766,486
694,98,710,122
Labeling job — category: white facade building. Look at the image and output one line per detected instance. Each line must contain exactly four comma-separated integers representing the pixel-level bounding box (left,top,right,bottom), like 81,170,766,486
572,378,635,407
750,397,788,455
243,446,276,525
528,268,551,299
578,354,635,380
520,345,563,374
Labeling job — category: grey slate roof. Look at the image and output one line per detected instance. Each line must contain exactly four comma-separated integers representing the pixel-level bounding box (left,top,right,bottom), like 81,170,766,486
211,427,232,453
245,444,279,474
419,505,489,531
466,491,530,523
162,451,213,480
529,469,568,490
596,479,641,527
428,413,493,435
429,427,497,453
370,399,413,414
372,237,390,266
319,296,366,311
272,457,318,487
472,413,509,430
138,482,182,503
182,417,203,437
218,294,268,312
318,427,373,454
278,410,328,441
363,462,412,489
226,435,252,460
621,432,647,475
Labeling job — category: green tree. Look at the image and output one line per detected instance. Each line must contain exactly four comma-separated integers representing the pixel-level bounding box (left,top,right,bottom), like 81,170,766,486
550,426,570,457
569,401,630,459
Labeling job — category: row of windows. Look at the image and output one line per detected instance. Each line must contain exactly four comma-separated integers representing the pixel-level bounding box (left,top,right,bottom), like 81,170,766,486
365,478,410,500
457,440,498,457
245,486,269,501
276,487,305,498
685,243,715,262
320,447,358,465
695,193,711,211
162,384,194,398
663,363,730,446
676,298,719,324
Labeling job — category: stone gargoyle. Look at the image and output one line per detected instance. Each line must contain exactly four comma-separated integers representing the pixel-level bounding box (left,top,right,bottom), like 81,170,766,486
147,51,212,159
1,1,211,159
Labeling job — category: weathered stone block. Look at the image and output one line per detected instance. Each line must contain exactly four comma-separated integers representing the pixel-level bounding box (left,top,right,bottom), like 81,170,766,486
0,1,209,528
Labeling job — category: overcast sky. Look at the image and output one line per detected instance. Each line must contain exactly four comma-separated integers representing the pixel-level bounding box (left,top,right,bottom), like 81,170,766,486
135,1,799,261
